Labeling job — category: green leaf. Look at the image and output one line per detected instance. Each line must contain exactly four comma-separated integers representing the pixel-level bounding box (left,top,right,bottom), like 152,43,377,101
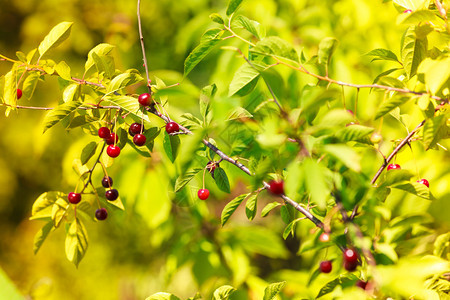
318,37,339,65
263,281,286,300
33,221,54,254
103,95,150,122
402,10,443,25
84,43,115,75
280,204,295,224
3,66,18,117
55,61,72,81
323,144,361,172
209,13,224,24
393,0,430,10
381,169,415,187
335,124,374,144
392,182,434,200
226,107,253,120
316,274,358,298
42,100,83,133
38,22,73,58
303,159,329,209
213,285,236,300
145,293,181,300
63,84,80,103
401,26,427,78
30,191,65,220
92,52,115,79
433,232,450,258
235,15,265,40
228,63,260,96
174,168,203,192
52,198,68,227
245,193,258,220
226,0,243,15
107,71,143,93
365,48,400,63
283,218,301,239
200,84,217,120
184,38,221,77
23,71,41,99
214,167,231,193
377,76,406,88
372,68,403,85
221,193,248,226
375,95,410,119
80,141,98,165
251,37,299,63
418,57,450,94
423,115,447,150
261,201,282,217
163,132,180,163
65,217,88,267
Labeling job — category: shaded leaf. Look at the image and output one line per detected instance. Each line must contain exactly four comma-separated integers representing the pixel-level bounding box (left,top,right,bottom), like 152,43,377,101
214,167,231,193
245,193,258,220
423,115,447,150
33,221,54,254
174,168,203,192
250,36,299,63
80,141,98,165
221,193,248,226
200,84,217,120
375,95,411,119
366,48,400,63
228,63,260,96
209,13,224,24
226,0,243,15
381,169,415,187
434,232,450,258
392,182,434,200
65,217,88,267
38,22,73,58
318,37,339,65
226,107,253,120
335,124,374,144
283,218,301,239
261,202,282,217
43,100,83,133
184,38,221,77
263,281,286,300
163,132,180,163
317,274,358,298
23,71,41,99
323,144,361,172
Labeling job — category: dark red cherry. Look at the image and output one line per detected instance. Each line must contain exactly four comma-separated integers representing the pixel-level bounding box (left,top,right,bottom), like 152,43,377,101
138,93,152,106
68,192,81,204
95,208,108,220
98,127,110,139
165,122,180,134
268,180,284,195
105,189,119,201
133,134,146,146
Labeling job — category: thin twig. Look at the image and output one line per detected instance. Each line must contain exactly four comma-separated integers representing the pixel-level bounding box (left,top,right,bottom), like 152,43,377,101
1,103,121,111
137,0,151,92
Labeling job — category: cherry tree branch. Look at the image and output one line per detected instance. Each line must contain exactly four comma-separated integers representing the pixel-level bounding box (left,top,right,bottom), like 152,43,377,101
137,0,152,92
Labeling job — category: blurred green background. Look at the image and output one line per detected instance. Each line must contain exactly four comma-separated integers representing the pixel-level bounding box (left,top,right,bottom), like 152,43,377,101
1,0,449,299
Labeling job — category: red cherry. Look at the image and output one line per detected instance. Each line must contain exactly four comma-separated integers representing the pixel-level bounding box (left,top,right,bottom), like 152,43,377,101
105,133,119,145
343,248,359,264
17,88,22,99
138,93,152,106
106,145,121,158
129,122,143,136
133,134,147,146
387,164,401,170
344,260,358,271
417,179,429,188
68,192,81,204
319,232,330,243
268,180,284,195
102,176,113,188
95,208,108,220
356,280,368,290
98,127,110,139
198,189,210,200
320,260,332,273
165,122,180,134
105,189,119,201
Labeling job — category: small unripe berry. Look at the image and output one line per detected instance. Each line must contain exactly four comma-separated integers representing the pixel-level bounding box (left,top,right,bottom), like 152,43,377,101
105,189,119,201
320,260,332,273
198,189,210,200
387,164,401,171
165,122,180,134
133,134,147,146
417,179,429,187
106,145,121,158
98,127,110,139
105,133,118,145
268,180,284,195
68,192,81,204
138,93,152,106
95,208,108,220
17,88,22,99
319,232,330,242
102,176,113,188
370,132,382,144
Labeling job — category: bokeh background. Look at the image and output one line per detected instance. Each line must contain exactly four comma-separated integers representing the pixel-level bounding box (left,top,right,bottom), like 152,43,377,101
1,0,448,299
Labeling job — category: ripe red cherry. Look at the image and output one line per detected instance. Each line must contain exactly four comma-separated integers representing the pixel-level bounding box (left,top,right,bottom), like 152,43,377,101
387,164,401,170
344,260,358,271
102,176,113,188
356,280,368,290
68,192,81,204
129,122,143,136
105,189,119,201
320,260,332,273
268,180,284,195
98,127,110,139
165,122,180,134
417,179,429,187
343,248,359,264
17,88,22,99
106,145,121,158
319,232,330,243
198,189,210,200
133,134,147,146
95,208,108,220
138,93,152,106
105,133,119,145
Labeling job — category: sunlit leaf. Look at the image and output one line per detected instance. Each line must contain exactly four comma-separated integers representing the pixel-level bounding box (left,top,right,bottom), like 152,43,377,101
209,13,224,24
250,36,299,63
316,274,358,298
3,66,18,116
23,71,41,99
30,191,65,221
234,15,265,40
174,168,203,192
375,95,411,119
33,221,54,254
145,293,180,300
42,100,83,133
228,63,260,96
226,107,253,120
55,61,72,81
84,43,115,75
245,193,258,220
263,281,286,300
221,193,248,226
323,144,361,172
38,22,73,58
65,217,88,267
213,285,236,300
107,71,143,93
392,182,434,199
226,0,243,15
401,25,427,78
423,115,447,150
318,37,339,65
261,201,282,217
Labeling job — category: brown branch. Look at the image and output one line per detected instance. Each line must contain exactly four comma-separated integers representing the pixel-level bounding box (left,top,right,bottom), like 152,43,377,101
137,0,152,92
1,103,121,111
